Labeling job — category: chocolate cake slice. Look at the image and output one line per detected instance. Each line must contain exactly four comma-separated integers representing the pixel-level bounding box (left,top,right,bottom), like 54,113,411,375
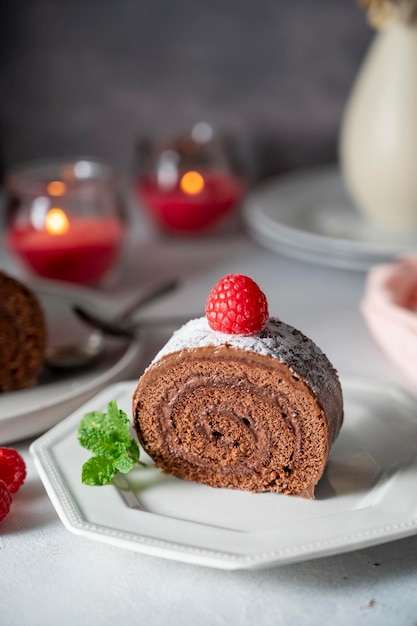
0,271,46,392
132,275,343,498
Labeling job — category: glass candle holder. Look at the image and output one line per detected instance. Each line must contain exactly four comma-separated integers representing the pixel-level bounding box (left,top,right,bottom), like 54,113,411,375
133,123,246,235
5,158,126,285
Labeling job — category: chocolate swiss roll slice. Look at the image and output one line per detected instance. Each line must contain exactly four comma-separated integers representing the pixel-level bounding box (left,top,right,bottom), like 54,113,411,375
0,271,46,392
133,274,343,498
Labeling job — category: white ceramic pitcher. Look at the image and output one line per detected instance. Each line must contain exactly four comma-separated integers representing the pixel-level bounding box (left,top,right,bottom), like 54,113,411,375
340,14,417,232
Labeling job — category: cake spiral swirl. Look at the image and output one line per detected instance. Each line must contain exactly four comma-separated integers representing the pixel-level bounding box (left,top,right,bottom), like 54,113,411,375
133,317,343,498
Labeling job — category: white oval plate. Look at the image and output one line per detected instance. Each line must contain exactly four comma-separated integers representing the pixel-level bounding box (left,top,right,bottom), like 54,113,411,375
0,279,142,444
30,377,417,570
243,166,417,270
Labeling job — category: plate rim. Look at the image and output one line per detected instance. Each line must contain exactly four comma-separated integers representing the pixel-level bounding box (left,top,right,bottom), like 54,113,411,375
30,376,417,570
243,166,417,265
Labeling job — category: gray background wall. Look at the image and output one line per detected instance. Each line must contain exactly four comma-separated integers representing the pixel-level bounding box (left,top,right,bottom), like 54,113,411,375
0,0,372,183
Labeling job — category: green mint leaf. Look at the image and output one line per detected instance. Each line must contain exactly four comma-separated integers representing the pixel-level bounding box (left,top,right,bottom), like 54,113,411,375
107,399,125,423
77,400,143,486
128,439,140,464
78,405,131,453
114,449,136,474
78,425,123,458
81,456,118,486
106,400,132,442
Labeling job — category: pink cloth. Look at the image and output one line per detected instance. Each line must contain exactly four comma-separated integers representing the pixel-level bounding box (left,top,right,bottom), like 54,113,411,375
362,255,417,386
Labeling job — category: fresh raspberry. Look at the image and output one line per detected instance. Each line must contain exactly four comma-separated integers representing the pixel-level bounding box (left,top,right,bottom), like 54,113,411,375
0,479,12,522
0,447,26,494
205,274,269,335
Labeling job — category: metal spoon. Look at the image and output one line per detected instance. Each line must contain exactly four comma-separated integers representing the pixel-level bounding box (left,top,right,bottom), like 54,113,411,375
45,330,106,369
44,313,199,369
44,277,180,370
72,309,199,339
73,276,180,338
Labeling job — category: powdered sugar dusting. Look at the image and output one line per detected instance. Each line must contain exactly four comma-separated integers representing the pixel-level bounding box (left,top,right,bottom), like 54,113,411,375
153,316,289,361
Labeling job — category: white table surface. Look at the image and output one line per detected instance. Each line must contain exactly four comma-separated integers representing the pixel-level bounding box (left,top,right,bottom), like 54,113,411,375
2,195,417,626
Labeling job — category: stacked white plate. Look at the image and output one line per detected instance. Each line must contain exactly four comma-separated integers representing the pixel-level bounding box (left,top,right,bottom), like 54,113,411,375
243,166,417,271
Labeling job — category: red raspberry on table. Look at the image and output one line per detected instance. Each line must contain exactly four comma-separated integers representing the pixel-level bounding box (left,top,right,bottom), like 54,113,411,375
0,479,12,522
205,274,269,335
0,447,26,494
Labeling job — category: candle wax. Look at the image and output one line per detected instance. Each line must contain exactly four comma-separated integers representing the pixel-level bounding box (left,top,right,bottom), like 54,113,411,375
136,170,245,233
8,217,124,285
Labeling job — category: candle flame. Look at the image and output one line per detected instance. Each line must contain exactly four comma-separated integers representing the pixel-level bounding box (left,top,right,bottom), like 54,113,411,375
180,171,204,195
46,181,67,196
45,208,70,235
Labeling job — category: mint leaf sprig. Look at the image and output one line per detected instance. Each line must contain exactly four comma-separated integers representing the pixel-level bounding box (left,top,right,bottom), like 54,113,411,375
78,399,143,486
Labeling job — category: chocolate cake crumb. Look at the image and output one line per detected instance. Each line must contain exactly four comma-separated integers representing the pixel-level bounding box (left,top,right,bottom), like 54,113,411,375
133,316,343,498
0,271,46,392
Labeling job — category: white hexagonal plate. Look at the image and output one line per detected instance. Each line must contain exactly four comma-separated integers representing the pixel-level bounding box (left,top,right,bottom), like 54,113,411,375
30,377,417,570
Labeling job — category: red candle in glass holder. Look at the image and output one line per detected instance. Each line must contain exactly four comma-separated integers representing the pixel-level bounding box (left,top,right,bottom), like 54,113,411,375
5,160,126,285
7,209,124,285
136,169,245,234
